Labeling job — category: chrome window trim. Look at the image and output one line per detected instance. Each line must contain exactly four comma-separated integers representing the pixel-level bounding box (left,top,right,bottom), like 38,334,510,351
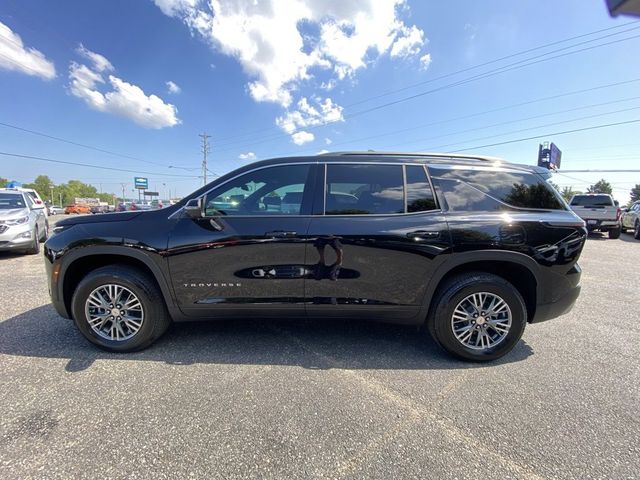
170,160,446,219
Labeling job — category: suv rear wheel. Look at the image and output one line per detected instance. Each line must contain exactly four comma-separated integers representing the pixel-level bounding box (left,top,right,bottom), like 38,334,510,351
427,273,527,362
635,221,640,240
71,265,171,352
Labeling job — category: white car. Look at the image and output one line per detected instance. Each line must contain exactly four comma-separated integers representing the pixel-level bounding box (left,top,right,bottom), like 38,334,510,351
0,190,48,254
5,187,48,217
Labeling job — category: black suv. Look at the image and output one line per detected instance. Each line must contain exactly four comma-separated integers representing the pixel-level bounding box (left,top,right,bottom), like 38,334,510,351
44,152,586,361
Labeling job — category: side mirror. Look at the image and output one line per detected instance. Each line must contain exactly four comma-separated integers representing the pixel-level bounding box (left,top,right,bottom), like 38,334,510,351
184,198,203,218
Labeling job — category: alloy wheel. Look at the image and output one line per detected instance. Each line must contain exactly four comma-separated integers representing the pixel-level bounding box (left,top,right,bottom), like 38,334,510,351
451,292,512,350
84,284,144,341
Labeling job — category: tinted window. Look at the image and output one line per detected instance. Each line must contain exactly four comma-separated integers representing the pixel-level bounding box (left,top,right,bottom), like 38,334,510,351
0,193,26,209
405,165,437,212
569,195,614,207
325,164,403,215
430,167,565,211
204,164,311,216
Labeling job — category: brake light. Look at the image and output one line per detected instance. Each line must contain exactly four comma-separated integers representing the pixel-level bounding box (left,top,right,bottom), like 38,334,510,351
616,208,622,221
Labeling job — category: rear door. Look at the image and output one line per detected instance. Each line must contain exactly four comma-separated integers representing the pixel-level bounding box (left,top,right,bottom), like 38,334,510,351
304,162,451,321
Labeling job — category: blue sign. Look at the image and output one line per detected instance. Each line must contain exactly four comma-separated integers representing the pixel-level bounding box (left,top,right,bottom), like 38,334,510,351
134,177,149,189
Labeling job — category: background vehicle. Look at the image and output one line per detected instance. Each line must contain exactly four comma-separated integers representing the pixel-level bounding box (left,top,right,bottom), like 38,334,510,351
0,189,48,254
45,152,586,362
569,193,621,239
64,204,91,215
48,205,65,215
90,202,110,214
621,201,640,239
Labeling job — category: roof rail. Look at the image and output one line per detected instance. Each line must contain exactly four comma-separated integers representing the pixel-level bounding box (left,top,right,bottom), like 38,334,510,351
318,150,504,163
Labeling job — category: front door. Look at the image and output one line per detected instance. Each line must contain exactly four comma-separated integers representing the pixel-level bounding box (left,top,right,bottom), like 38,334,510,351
304,162,451,321
167,163,316,318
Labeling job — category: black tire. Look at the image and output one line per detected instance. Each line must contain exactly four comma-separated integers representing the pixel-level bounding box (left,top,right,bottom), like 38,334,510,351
25,226,40,255
620,224,627,233
71,265,171,352
635,221,640,240
608,227,621,239
39,221,49,242
427,272,527,362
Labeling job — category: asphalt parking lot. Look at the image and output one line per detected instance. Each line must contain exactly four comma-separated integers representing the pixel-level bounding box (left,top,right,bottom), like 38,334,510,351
1,216,638,479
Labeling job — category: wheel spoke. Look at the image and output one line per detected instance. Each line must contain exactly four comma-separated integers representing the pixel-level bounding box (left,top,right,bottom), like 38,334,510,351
451,292,512,351
84,284,144,342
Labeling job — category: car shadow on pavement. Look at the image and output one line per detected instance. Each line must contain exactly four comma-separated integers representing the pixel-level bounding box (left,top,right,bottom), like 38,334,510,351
619,233,639,243
0,304,533,372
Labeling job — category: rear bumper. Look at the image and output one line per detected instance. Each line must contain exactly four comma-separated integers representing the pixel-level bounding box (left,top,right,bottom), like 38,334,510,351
584,219,619,230
531,284,581,323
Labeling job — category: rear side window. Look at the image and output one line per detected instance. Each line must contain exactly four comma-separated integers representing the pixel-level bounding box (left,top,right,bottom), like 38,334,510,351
569,195,613,207
430,167,566,211
325,164,404,215
405,165,437,212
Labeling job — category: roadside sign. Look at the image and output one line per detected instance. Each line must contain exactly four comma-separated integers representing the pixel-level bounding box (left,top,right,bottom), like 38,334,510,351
134,177,149,189
143,191,159,196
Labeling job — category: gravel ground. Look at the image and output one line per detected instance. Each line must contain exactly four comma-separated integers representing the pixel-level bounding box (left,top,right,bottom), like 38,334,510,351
0,217,638,479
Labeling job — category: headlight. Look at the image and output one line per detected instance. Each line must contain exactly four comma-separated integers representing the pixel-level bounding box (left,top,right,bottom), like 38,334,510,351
5,216,29,225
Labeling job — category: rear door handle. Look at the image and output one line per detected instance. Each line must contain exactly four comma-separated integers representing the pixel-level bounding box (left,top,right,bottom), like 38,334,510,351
266,230,297,238
407,230,440,241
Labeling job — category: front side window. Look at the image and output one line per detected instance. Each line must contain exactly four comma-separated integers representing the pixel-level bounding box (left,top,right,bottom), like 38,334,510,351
204,164,311,216
430,167,566,212
325,164,404,215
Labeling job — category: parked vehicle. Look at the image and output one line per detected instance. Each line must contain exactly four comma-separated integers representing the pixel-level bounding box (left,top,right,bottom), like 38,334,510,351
569,193,621,239
48,205,65,215
45,152,586,361
4,187,48,217
621,201,640,239
0,189,48,254
90,203,110,214
64,204,91,215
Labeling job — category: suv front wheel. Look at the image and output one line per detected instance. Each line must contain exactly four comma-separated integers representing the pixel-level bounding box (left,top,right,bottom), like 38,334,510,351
428,273,527,362
71,265,171,352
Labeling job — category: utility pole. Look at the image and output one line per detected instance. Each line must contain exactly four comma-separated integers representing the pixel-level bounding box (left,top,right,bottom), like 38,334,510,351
199,132,211,186
120,183,127,203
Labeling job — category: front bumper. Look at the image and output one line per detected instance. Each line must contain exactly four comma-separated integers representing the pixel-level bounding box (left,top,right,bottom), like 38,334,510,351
0,223,34,250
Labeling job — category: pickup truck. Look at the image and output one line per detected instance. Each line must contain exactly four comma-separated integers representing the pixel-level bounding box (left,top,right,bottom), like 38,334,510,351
569,193,621,239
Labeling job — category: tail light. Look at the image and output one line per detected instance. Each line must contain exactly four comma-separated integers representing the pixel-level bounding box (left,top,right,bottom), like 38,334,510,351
616,208,622,221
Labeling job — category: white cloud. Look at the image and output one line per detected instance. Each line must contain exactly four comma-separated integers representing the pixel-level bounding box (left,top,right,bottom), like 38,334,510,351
291,131,314,145
239,151,256,160
166,80,181,94
153,0,429,107
77,43,113,72
419,53,432,70
390,25,424,58
276,96,343,141
325,137,332,145
0,21,55,80
317,149,329,154
68,46,180,129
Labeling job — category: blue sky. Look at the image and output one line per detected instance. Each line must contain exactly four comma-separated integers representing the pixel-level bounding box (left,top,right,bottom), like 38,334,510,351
1,0,639,201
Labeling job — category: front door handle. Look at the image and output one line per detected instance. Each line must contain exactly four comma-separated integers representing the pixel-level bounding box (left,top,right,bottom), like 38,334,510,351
407,230,440,241
266,230,297,238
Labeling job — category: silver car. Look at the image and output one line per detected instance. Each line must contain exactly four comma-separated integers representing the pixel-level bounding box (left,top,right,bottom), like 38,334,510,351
0,190,48,254
621,201,640,239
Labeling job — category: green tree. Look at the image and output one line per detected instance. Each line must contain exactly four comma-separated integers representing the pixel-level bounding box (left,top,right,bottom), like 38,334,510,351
23,175,54,202
586,179,612,195
560,186,581,202
630,184,640,204
0,177,7,188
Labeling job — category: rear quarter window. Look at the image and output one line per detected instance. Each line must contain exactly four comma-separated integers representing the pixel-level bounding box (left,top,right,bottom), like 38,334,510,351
429,167,566,212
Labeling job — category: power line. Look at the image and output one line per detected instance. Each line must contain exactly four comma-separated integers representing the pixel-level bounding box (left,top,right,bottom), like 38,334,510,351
209,21,640,145
446,118,640,153
421,105,640,151
0,151,200,177
212,31,640,153
0,120,199,171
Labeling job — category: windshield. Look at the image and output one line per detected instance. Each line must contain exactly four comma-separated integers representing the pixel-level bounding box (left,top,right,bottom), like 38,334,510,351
570,195,613,207
0,193,27,210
